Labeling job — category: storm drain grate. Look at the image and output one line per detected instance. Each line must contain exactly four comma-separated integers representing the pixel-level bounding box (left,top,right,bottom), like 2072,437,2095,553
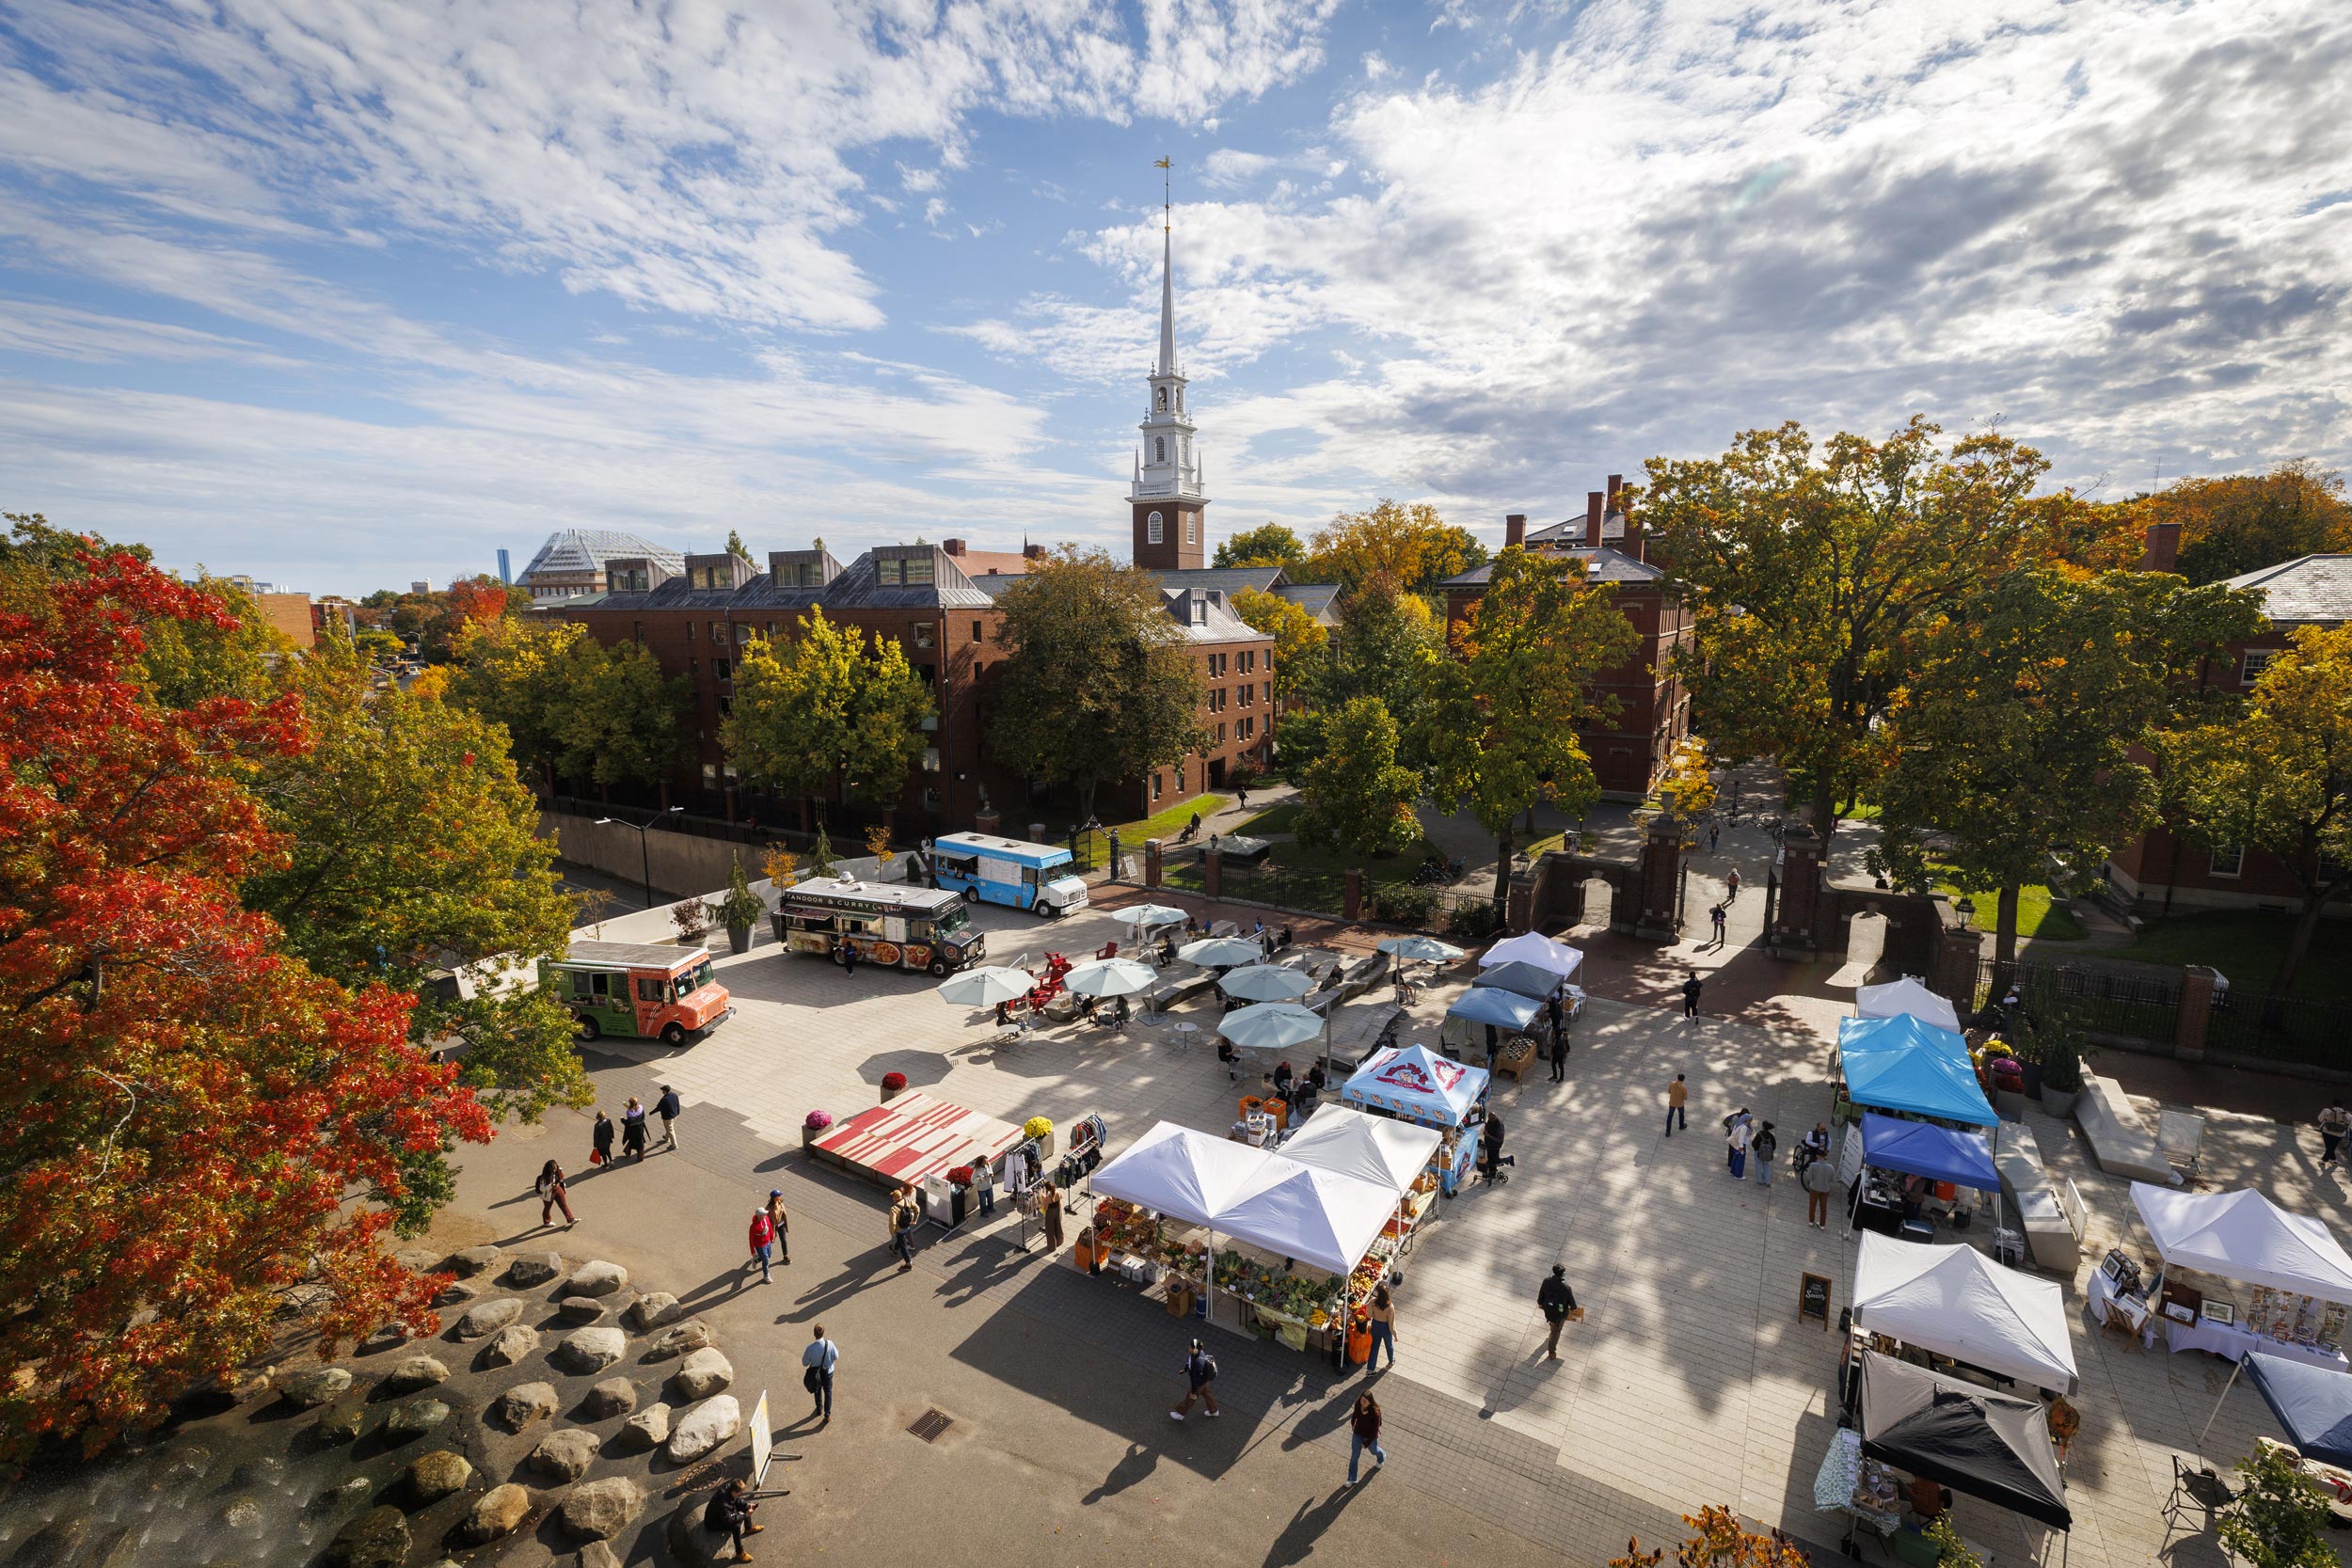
906,1408,954,1442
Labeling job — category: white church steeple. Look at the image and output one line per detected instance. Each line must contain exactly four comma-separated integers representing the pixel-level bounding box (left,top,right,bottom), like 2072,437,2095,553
1133,156,1204,545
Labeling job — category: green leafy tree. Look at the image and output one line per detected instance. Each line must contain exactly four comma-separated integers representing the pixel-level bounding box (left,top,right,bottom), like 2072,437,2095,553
985,547,1207,820
2220,1442,2338,1568
1327,571,1442,721
1640,417,2126,838
727,528,756,563
1303,499,1487,593
553,636,690,802
1214,522,1306,569
243,639,591,1128
2166,623,2352,1002
723,608,932,828
446,616,585,791
1415,549,1641,913
355,627,405,660
2139,459,2352,586
1232,586,1328,704
1299,697,1422,856
1875,568,2264,973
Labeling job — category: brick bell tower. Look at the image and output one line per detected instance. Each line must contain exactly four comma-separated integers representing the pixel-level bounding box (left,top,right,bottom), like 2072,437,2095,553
1131,159,1206,569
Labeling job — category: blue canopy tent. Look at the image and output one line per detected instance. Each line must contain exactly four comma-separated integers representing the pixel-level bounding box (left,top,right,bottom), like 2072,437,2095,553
1446,987,1542,1032
1837,1014,1997,1128
2210,1353,2352,1465
1860,1112,1998,1190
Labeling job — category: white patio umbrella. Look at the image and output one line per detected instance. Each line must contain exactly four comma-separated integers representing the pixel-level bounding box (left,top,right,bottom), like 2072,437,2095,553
1217,1002,1325,1053
1064,958,1159,998
1116,904,1191,930
1376,935,1464,962
1180,936,1265,968
1218,964,1316,1003
933,966,1036,1007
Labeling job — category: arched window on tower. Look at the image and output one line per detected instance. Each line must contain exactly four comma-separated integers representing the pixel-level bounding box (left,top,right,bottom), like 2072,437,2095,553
1156,387,1168,411
1154,436,1167,464
1148,512,1164,544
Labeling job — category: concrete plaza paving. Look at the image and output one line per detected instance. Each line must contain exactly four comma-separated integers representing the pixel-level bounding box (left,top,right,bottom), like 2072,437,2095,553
434,879,2350,1567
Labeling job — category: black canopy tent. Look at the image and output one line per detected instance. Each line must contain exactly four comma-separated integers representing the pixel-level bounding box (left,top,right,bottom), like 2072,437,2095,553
1858,1351,2072,1532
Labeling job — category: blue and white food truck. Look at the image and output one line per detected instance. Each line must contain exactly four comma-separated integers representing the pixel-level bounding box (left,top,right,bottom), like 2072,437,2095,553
926,832,1090,917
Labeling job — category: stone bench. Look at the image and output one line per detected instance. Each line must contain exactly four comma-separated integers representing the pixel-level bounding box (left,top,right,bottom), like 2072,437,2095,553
1143,972,1216,1014
2075,1073,2184,1187
1992,1124,2081,1272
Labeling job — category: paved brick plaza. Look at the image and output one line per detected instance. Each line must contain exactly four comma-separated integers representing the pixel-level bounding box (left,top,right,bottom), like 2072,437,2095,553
438,875,2349,1567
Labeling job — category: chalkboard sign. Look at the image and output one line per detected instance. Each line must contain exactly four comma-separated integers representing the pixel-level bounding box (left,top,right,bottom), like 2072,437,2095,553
1800,1272,1833,1330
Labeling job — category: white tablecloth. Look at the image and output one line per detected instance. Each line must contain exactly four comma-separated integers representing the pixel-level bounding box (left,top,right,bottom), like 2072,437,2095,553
2161,1314,2349,1370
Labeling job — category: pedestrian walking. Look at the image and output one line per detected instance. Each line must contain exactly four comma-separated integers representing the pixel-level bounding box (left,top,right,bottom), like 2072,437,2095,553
1041,1180,1066,1249
840,940,859,977
766,1189,791,1265
1802,1148,1838,1228
1708,822,1720,852
535,1159,576,1228
802,1324,839,1421
703,1478,764,1563
1479,1111,1513,1182
889,1184,919,1270
656,1084,681,1150
620,1096,649,1161
1168,1338,1221,1420
591,1109,614,1166
1548,1021,1568,1083
1236,782,1250,810
1724,867,1741,901
1726,1110,1752,1180
1665,1073,1688,1136
1363,1283,1397,1370
974,1155,996,1216
1753,1120,1777,1186
1348,1393,1387,1483
1536,1264,1581,1359
2322,1101,2351,1168
1680,973,1703,1019
746,1206,776,1285
1709,904,1727,945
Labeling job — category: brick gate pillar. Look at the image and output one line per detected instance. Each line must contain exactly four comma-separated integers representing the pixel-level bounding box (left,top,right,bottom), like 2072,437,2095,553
2174,966,2217,1060
1343,867,1364,923
1633,815,1684,942
1506,865,1536,933
1144,839,1164,889
1928,919,1981,1010
1768,824,1825,958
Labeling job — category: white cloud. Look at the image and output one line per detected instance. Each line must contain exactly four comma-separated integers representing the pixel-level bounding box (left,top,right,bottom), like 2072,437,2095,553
1202,149,1276,186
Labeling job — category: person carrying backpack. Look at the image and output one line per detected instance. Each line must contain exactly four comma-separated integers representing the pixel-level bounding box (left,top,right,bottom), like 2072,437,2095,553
1537,1264,1581,1359
1169,1338,1221,1420
747,1206,777,1285
1752,1120,1778,1187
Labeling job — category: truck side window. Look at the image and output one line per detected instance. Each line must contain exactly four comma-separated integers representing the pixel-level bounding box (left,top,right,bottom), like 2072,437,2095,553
590,973,610,998
637,978,661,1002
572,973,594,1000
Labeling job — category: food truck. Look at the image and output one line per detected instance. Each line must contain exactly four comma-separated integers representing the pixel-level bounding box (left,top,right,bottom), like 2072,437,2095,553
540,941,734,1045
926,832,1090,917
772,877,986,975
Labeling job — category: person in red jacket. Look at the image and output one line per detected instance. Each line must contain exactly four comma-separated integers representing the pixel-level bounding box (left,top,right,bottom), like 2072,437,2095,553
747,1206,777,1285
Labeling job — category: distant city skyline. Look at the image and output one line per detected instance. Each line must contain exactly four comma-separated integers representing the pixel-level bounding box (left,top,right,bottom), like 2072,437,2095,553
3,0,2347,595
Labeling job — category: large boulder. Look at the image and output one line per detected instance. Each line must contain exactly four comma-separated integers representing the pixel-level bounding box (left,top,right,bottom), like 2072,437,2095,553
306,1476,373,1517
665,1498,751,1565
325,1505,408,1568
558,1296,608,1323
405,1450,472,1504
382,1397,450,1445
664,1395,741,1464
455,1297,523,1338
217,1492,265,1531
576,1543,624,1568
460,1483,532,1544
479,1324,540,1369
643,1321,714,1361
381,1354,449,1395
671,1347,734,1402
617,1402,671,1452
626,1291,683,1330
449,1244,502,1276
492,1381,560,1433
554,1326,627,1374
506,1252,564,1287
559,1478,643,1543
313,1404,366,1446
528,1428,599,1483
391,1246,439,1273
567,1259,628,1297
434,1278,482,1307
278,1367,352,1409
581,1378,638,1419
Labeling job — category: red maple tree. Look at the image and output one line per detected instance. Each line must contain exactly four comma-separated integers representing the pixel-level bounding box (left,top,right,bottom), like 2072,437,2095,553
0,546,490,1454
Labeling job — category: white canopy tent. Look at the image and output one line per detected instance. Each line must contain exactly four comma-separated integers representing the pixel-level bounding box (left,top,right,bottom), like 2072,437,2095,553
2132,1183,2352,1304
1216,1160,1403,1276
1278,1106,1441,1195
1089,1122,1267,1225
1851,1233,2079,1395
1478,930,1583,979
1855,976,1963,1034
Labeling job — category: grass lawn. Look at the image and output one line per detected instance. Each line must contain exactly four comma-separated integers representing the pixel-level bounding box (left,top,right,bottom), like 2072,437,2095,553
1112,793,1230,842
1927,867,2085,942
1234,800,1304,837
1232,800,1441,877
2119,911,2352,1006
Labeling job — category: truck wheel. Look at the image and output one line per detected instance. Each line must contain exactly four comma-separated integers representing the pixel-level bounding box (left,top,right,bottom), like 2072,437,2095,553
961,886,978,902
1045,902,1065,919
929,958,949,977
574,1013,600,1042
833,944,851,966
660,1022,688,1048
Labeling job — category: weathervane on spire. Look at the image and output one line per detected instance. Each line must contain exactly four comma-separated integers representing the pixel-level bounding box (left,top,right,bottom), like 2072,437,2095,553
1154,155,1171,232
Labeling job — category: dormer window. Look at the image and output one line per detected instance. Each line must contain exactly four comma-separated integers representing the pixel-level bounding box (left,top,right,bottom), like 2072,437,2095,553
1191,594,1206,626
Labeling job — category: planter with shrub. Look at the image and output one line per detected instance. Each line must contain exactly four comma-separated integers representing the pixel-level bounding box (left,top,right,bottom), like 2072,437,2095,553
803,1109,834,1149
2039,1022,2085,1119
671,897,713,944
881,1070,909,1104
714,860,766,956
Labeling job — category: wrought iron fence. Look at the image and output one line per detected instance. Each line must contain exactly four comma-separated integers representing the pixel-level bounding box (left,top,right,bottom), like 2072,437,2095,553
1975,954,2352,1076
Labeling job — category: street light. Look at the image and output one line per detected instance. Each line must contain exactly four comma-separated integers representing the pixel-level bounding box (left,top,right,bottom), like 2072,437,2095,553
1953,895,1977,930
596,807,684,912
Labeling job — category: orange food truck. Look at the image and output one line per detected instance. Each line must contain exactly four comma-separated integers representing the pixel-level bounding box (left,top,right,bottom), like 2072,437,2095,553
541,941,734,1045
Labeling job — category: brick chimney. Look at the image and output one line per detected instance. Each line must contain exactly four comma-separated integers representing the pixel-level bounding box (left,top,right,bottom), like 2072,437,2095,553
2142,520,2182,574
941,538,965,557
1606,473,1624,505
1504,514,1526,549
1584,491,1605,548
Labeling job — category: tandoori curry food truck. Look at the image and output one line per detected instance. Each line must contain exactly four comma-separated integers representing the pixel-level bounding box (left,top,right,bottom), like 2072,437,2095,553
926,832,1089,916
541,941,734,1045
772,877,986,975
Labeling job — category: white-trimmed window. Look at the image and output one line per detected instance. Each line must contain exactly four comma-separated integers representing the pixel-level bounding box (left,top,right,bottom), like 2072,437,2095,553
2241,650,2276,686
1154,436,1167,463
1148,512,1164,544
1185,515,1197,545
2210,845,2246,879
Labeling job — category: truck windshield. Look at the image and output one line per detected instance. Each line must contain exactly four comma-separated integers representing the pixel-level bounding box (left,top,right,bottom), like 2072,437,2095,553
675,961,714,997
933,905,970,936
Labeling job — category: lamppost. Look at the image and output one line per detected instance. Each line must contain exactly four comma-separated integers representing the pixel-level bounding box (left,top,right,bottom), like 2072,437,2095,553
596,807,684,912
1953,895,1977,931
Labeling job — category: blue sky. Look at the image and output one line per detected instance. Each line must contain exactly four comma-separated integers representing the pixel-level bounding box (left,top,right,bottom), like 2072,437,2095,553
3,0,2348,595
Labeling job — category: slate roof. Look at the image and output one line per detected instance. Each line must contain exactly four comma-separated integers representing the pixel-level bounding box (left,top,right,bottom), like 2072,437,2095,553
1147,566,1287,596
1526,514,1627,546
520,529,684,581
2220,555,2352,626
1276,583,1341,623
561,546,993,613
1441,546,1667,587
